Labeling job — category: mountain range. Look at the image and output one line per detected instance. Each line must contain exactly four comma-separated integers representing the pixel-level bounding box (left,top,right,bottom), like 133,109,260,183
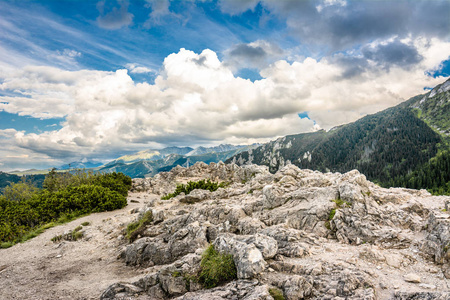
96,144,258,178
226,78,450,194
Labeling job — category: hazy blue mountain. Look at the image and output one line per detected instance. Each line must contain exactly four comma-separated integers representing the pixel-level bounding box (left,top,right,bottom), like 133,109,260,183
58,159,103,170
186,144,246,156
104,147,194,166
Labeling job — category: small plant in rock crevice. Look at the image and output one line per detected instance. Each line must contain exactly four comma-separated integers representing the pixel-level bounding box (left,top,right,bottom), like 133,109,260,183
325,198,350,231
126,210,153,242
269,287,286,300
198,244,237,289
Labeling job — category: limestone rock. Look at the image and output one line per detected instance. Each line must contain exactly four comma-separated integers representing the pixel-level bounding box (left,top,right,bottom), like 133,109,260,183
404,273,421,283
213,234,267,279
102,162,450,299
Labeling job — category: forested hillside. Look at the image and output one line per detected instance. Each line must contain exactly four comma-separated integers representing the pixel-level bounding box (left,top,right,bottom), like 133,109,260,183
228,78,450,194
0,172,45,192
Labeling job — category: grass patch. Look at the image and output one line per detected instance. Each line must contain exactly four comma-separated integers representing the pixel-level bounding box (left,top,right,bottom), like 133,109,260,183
81,221,90,226
172,271,182,277
51,224,85,243
161,179,226,200
198,244,237,289
126,210,153,242
328,208,336,220
0,241,13,249
269,288,285,300
333,198,351,208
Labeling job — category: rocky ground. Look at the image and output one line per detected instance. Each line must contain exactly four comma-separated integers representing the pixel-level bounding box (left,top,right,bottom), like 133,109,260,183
1,162,449,299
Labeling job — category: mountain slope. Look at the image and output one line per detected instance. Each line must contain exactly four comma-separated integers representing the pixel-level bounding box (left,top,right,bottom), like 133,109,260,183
105,147,194,166
98,144,260,178
227,78,450,190
0,172,46,192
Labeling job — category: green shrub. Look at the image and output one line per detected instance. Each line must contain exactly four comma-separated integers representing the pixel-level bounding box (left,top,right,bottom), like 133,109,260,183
0,171,131,246
269,288,285,300
198,244,237,289
3,179,39,202
162,179,226,200
126,211,153,242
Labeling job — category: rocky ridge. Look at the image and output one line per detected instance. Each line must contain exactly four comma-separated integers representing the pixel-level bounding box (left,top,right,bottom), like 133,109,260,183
104,162,449,300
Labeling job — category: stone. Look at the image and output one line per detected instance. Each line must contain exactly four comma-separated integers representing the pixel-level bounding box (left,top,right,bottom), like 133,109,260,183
213,234,266,279
418,283,437,289
404,273,421,283
101,162,450,300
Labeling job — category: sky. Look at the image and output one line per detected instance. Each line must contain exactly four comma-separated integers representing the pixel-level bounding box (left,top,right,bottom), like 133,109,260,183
0,0,449,171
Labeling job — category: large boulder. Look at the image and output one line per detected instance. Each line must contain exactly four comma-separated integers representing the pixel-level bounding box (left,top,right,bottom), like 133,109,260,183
213,234,267,279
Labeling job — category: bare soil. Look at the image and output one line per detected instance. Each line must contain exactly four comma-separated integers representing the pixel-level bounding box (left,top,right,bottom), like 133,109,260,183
0,193,152,300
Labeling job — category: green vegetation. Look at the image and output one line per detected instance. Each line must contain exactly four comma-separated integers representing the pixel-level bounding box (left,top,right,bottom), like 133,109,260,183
126,210,153,242
391,149,450,195
172,271,182,278
228,103,449,194
2,178,40,202
333,198,351,208
51,225,84,242
269,288,285,300
325,198,350,231
0,170,131,248
328,209,336,220
161,179,226,200
81,221,90,226
198,244,237,289
0,172,45,193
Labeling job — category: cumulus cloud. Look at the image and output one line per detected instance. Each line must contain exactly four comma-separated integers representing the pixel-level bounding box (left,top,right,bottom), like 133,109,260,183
125,63,154,74
97,0,134,30
1,37,449,164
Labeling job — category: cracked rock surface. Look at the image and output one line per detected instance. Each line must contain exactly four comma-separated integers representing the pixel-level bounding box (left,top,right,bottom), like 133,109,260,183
1,162,448,300
104,162,450,300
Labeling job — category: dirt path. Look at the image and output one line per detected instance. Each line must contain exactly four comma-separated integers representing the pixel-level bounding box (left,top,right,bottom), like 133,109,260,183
0,192,154,300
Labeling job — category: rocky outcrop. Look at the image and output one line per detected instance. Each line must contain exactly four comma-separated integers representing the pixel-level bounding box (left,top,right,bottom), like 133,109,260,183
103,162,450,299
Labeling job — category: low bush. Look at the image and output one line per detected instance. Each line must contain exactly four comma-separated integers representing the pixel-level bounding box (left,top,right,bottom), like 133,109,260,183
162,179,226,200
198,244,237,288
0,171,131,247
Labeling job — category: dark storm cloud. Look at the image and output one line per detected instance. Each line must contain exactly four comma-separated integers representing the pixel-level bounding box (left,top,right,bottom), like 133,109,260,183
259,0,450,51
331,39,423,79
229,44,267,59
224,41,285,71
96,0,134,30
331,54,370,79
362,40,423,70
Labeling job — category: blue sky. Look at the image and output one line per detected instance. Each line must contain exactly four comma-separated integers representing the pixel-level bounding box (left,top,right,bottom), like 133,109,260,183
0,0,449,171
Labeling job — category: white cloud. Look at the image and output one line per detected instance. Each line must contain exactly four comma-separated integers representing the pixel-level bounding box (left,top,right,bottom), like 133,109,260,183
1,38,449,165
125,63,154,74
